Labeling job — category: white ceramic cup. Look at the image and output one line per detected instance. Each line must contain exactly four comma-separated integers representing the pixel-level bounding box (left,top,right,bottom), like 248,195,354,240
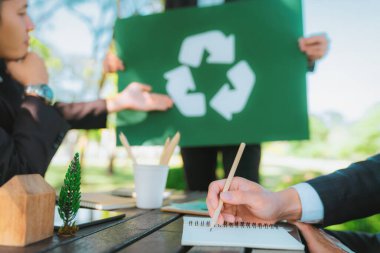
133,164,169,209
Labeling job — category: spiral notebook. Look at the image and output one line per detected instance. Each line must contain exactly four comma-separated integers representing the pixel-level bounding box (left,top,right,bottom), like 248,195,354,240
182,217,304,251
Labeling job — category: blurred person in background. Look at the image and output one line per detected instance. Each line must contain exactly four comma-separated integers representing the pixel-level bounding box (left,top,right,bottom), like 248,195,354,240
0,0,173,185
165,0,329,191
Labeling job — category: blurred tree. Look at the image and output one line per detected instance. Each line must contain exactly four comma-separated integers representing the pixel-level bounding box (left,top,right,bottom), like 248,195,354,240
287,115,330,158
30,37,63,71
345,104,380,158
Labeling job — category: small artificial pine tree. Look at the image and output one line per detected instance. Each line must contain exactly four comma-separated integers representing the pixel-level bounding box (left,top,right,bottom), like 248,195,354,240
57,152,81,236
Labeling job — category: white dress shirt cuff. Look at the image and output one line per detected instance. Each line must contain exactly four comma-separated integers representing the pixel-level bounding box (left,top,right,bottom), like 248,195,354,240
292,183,324,223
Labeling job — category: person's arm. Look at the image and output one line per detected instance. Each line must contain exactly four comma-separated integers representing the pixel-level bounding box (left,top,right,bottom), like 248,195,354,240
55,81,173,130
0,96,69,186
7,53,172,130
0,53,69,185
294,222,355,253
207,154,380,225
54,100,108,129
206,177,303,224
306,154,380,226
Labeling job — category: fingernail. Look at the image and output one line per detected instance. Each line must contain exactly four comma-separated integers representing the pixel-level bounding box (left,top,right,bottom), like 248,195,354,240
221,192,232,201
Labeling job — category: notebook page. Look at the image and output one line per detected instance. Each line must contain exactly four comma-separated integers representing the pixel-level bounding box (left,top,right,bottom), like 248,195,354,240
182,217,304,250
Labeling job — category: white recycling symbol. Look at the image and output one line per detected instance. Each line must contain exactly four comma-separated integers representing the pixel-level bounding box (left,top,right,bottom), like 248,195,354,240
164,30,256,121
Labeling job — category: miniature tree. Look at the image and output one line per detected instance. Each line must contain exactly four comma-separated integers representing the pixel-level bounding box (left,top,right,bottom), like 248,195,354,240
57,152,81,236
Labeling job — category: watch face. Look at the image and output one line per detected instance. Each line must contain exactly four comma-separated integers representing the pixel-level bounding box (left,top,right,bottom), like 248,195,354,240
41,85,54,101
26,84,54,105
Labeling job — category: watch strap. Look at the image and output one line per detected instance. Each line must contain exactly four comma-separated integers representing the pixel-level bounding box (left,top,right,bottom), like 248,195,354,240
25,84,54,105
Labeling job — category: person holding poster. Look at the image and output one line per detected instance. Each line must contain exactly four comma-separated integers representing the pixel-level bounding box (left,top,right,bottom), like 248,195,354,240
165,0,329,191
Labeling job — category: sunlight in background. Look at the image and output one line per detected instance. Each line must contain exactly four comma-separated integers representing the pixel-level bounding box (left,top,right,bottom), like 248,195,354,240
304,0,380,121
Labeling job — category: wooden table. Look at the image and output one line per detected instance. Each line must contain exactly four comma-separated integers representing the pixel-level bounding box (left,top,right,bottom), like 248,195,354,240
0,192,302,253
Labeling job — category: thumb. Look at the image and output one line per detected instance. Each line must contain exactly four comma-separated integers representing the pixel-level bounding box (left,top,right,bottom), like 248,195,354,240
220,190,254,205
293,222,318,243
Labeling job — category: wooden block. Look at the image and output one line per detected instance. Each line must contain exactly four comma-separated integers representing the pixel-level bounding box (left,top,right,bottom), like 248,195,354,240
0,174,56,247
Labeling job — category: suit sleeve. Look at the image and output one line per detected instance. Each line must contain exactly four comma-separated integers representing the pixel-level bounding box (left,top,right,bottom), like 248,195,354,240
0,96,69,185
54,99,107,129
306,154,380,226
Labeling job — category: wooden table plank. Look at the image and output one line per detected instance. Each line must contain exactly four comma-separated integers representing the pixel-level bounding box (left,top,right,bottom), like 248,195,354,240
47,210,181,253
120,217,247,253
0,192,209,253
117,192,207,253
0,208,148,253
118,216,188,253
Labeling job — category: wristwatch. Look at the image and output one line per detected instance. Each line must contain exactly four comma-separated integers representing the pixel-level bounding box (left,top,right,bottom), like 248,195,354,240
25,84,54,105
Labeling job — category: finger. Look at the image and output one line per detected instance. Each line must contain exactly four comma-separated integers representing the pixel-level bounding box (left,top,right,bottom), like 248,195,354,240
303,41,328,49
158,95,173,107
294,222,320,243
220,189,257,206
303,43,327,52
301,35,328,46
304,48,326,60
116,59,125,71
151,94,172,103
304,44,327,55
206,198,215,218
150,95,173,111
222,213,236,223
217,213,225,225
109,63,119,73
207,180,227,212
208,200,226,225
298,38,306,51
303,43,328,54
132,82,152,92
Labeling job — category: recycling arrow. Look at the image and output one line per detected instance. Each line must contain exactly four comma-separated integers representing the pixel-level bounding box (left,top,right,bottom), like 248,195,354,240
179,30,235,68
165,65,206,117
210,60,255,121
165,30,256,121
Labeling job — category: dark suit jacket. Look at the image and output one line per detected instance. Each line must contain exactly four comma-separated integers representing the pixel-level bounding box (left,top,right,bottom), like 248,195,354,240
307,154,380,252
0,60,107,185
307,154,380,226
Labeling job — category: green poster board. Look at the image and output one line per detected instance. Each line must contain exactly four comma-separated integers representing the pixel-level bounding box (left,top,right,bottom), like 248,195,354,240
115,0,308,147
